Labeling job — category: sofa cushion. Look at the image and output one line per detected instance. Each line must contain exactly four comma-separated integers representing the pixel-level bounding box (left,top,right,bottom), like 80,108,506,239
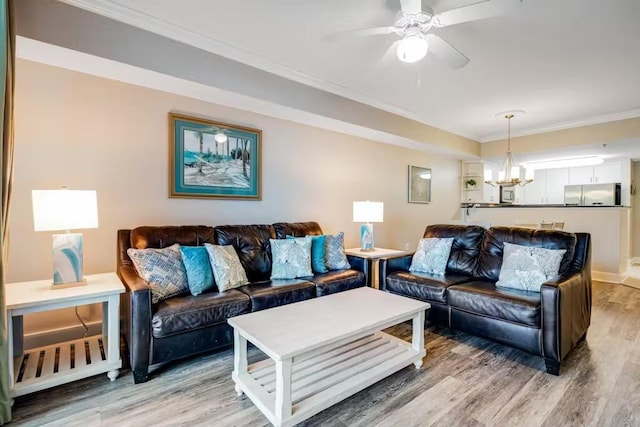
204,244,249,292
325,232,351,270
271,237,313,279
273,221,323,239
496,242,566,292
239,280,316,311
214,224,276,282
410,237,454,275
288,234,328,273
386,271,474,304
309,269,366,296
423,225,485,275
447,281,541,327
179,246,216,296
151,289,250,338
475,227,577,282
130,225,215,249
127,244,189,304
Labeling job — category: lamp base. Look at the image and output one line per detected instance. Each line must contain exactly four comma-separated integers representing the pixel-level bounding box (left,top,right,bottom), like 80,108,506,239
52,233,86,288
50,278,87,289
359,248,375,252
360,223,375,251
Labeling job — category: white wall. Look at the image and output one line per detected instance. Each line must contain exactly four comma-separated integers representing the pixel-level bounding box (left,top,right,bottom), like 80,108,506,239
10,59,462,336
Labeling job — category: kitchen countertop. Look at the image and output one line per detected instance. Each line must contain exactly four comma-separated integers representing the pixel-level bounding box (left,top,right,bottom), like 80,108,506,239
461,203,630,208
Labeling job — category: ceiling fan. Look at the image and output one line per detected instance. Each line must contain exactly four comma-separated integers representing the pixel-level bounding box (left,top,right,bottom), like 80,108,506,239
346,0,523,69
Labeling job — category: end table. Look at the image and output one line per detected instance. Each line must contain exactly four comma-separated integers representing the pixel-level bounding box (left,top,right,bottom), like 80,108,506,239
345,247,406,288
6,272,124,398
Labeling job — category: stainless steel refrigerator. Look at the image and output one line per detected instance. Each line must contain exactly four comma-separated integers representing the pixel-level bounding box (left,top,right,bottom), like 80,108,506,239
564,183,621,206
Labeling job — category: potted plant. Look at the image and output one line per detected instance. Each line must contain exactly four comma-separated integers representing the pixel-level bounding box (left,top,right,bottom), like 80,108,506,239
465,178,477,189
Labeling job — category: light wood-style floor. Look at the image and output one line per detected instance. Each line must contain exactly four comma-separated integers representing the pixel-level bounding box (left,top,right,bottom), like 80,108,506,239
11,281,640,426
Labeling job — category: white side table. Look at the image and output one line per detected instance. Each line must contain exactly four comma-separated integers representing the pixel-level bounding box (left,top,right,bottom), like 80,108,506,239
6,272,124,398
345,248,406,288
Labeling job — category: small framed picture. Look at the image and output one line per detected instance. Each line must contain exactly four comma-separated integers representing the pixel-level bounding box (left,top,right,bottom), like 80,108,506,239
169,113,262,200
408,165,431,204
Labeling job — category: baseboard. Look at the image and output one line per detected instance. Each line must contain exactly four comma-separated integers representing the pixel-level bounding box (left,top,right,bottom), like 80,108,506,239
630,257,640,266
24,320,103,350
592,271,624,284
621,276,640,290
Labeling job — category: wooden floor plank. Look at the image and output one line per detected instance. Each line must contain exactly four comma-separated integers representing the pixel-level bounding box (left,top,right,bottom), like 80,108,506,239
11,281,640,427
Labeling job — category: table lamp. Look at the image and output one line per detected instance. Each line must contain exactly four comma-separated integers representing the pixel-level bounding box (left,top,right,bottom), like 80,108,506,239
32,189,98,288
353,201,384,252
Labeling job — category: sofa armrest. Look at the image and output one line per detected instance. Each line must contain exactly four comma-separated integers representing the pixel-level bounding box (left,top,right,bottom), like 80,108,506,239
346,254,369,285
117,265,153,381
541,271,591,364
379,253,414,291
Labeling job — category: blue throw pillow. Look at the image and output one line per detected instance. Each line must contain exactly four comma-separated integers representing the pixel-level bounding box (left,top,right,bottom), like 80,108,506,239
287,234,328,273
179,246,215,296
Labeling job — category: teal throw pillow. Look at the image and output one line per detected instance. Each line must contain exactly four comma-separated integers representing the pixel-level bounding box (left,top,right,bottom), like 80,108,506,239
271,237,313,279
286,234,328,273
179,246,215,296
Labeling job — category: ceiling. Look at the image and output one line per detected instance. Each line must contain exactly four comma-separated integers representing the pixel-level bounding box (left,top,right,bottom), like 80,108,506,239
59,0,640,142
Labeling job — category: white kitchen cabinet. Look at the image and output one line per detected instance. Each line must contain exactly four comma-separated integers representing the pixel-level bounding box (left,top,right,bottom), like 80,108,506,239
594,161,621,184
545,168,570,203
521,170,546,204
568,165,594,185
521,168,569,204
568,161,621,185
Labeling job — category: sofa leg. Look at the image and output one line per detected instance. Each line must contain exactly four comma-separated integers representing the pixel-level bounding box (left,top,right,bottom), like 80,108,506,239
544,358,560,376
133,368,149,384
578,332,587,343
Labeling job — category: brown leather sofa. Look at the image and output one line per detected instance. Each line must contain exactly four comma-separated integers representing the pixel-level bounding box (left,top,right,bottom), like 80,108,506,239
117,221,366,383
380,224,591,375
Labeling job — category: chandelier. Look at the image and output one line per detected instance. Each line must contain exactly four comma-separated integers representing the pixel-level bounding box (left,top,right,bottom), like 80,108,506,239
485,113,533,188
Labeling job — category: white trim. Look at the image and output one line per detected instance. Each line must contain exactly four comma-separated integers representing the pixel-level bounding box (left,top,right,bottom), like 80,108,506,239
480,109,640,143
592,271,624,284
17,37,473,158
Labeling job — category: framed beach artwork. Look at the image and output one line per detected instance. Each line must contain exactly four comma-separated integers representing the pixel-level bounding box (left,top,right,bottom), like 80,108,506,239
169,113,262,200
408,165,431,203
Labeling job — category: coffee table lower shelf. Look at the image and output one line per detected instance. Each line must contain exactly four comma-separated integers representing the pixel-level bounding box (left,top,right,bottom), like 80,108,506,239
232,331,424,427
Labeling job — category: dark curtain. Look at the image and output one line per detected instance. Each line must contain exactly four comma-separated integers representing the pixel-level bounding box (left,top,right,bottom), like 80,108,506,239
0,0,14,423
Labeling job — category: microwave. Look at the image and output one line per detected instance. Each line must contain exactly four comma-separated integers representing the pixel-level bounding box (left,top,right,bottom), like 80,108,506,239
500,186,515,204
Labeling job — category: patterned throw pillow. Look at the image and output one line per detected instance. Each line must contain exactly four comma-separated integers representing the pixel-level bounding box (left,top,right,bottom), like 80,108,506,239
287,234,328,273
271,237,313,279
409,237,454,275
496,242,567,292
127,243,189,304
325,232,351,270
204,244,249,292
179,246,215,296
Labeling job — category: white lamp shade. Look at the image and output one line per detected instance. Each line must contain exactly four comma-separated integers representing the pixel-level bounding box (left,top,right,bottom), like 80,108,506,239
525,167,535,180
32,190,98,232
353,201,384,223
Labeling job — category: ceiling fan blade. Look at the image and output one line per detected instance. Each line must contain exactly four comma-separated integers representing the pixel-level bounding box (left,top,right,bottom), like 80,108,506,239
400,0,422,14
432,0,522,28
425,34,470,69
381,40,402,64
323,26,396,41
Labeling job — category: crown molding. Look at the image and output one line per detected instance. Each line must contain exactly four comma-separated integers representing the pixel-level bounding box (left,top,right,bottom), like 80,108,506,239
17,37,474,159
56,0,464,136
479,108,640,143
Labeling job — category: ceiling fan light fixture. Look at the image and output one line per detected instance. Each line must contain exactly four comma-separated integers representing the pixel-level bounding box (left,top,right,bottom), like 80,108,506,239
397,33,429,63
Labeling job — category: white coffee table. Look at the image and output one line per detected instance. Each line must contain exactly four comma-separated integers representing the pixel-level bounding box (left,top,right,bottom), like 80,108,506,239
228,287,429,427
